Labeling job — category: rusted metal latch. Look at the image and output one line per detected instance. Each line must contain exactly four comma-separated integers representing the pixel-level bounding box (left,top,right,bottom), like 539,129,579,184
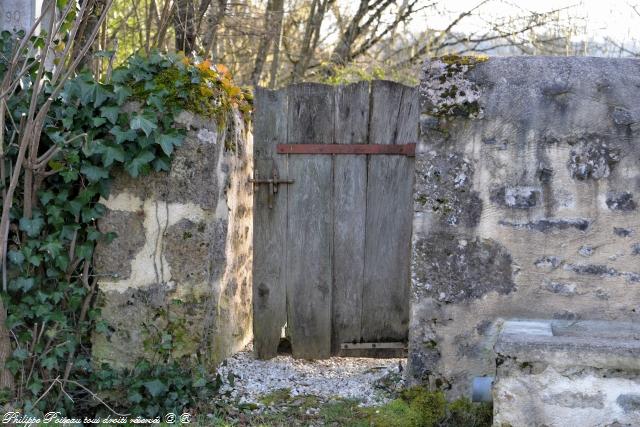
249,168,294,209
277,143,416,156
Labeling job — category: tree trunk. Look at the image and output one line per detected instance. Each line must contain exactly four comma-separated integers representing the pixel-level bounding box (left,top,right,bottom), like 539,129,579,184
204,0,228,60
173,0,197,53
268,1,284,88
0,297,14,406
75,0,110,71
291,0,332,82
251,0,284,86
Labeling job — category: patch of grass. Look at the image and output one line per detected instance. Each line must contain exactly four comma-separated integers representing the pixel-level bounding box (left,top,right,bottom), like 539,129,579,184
319,399,370,426
367,387,492,427
209,387,492,427
259,388,292,406
367,399,424,427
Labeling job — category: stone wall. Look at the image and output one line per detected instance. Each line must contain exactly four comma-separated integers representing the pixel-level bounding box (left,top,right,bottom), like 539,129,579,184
93,110,253,369
408,57,640,397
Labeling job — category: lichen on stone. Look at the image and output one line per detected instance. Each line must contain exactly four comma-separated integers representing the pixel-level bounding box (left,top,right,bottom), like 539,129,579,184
412,234,515,303
414,151,482,228
567,137,620,180
420,55,487,119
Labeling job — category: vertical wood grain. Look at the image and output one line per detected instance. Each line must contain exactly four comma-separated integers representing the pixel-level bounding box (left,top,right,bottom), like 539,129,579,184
286,83,334,359
252,87,288,359
332,82,369,352
361,81,418,343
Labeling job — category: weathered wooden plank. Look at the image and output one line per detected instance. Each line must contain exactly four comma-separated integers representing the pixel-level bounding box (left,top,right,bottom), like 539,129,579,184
253,87,288,359
361,81,418,342
286,83,334,359
332,82,369,352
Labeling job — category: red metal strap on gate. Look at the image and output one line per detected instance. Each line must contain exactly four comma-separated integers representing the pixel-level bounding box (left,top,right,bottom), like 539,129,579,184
277,143,416,156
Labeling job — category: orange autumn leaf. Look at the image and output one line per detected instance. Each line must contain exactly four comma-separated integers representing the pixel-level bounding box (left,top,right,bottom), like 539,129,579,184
216,63,230,77
197,59,212,72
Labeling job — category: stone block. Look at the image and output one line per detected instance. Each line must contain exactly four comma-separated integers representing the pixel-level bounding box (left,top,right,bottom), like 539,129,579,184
494,319,640,427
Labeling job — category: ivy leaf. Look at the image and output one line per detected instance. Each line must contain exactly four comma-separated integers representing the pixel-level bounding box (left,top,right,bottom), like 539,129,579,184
54,254,69,271
41,356,58,370
94,84,111,107
76,243,94,260
41,241,64,259
8,250,24,266
130,114,157,137
26,253,43,267
60,168,78,183
92,117,107,127
27,380,43,396
109,126,137,144
9,277,35,292
111,69,129,84
38,191,55,206
125,150,155,177
114,85,132,105
128,391,144,404
60,224,80,241
101,143,125,167
100,106,120,124
66,200,83,217
12,348,28,361
80,164,109,182
144,379,167,397
19,217,45,237
78,79,95,105
153,156,170,172
95,320,110,335
157,132,183,156
86,227,102,241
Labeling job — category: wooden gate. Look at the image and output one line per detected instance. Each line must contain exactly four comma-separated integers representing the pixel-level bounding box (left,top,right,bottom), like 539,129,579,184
253,81,418,359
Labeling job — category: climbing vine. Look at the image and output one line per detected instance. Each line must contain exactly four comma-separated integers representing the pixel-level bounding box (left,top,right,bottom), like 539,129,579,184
0,28,251,416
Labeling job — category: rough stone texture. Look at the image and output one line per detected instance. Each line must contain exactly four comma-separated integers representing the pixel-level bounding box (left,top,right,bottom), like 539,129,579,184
493,320,640,426
93,110,253,369
408,57,640,398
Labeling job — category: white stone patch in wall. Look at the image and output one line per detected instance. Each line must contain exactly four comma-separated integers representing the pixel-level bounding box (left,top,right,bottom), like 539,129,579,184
101,192,144,212
197,128,218,144
99,194,207,292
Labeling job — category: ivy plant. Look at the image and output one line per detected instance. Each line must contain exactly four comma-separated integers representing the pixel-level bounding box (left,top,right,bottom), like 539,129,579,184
0,30,251,416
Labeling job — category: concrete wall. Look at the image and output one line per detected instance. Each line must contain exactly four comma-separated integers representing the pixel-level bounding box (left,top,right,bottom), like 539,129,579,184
93,110,253,368
408,56,640,397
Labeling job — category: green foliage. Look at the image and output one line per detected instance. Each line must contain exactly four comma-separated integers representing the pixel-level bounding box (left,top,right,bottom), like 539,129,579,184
259,388,292,406
365,387,492,427
126,55,252,125
0,32,248,416
315,62,418,86
90,360,217,417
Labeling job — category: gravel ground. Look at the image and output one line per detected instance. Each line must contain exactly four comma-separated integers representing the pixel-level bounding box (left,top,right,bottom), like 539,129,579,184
216,344,406,407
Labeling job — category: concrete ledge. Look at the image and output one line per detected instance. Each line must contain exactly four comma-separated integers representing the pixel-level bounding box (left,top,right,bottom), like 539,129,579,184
496,319,640,370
